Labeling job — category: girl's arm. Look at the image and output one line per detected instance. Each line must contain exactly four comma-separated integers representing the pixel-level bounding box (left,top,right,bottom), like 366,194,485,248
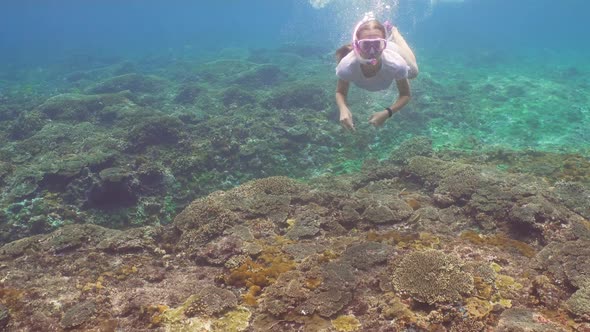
336,79,355,131
369,79,411,127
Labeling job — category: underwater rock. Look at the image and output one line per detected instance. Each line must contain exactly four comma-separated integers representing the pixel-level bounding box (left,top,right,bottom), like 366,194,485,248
495,308,566,332
36,92,131,121
86,167,138,208
449,318,485,332
6,178,38,199
300,261,356,317
535,240,590,288
555,181,590,219
259,270,312,317
0,234,44,258
173,194,243,253
8,110,48,140
338,202,362,228
87,73,166,94
285,207,328,240
0,304,9,329
283,242,326,261
264,84,328,111
184,286,238,317
0,155,587,330
222,86,258,107
126,115,184,152
232,64,286,88
531,275,569,310
193,235,244,266
0,224,141,257
259,259,356,319
174,84,203,104
44,224,115,254
173,177,307,253
567,281,590,319
361,196,414,224
60,301,97,329
407,156,578,240
95,226,160,254
341,241,391,270
392,250,474,304
0,161,12,183
390,136,434,165
45,150,115,181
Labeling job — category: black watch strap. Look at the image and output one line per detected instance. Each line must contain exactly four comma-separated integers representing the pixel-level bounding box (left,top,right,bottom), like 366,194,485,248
385,107,394,117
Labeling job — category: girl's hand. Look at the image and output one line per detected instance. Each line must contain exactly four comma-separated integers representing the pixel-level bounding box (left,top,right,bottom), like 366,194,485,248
368,110,389,127
340,108,355,131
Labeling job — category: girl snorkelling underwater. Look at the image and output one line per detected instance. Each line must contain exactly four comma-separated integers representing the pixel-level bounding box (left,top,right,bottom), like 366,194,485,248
335,12,419,131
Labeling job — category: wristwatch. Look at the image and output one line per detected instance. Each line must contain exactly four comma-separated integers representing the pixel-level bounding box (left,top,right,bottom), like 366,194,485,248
386,107,394,118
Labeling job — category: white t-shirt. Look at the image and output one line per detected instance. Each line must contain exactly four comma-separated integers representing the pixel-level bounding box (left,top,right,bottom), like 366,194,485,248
335,42,410,92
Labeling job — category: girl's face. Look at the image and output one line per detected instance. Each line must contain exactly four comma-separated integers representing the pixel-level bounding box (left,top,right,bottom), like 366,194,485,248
357,27,387,60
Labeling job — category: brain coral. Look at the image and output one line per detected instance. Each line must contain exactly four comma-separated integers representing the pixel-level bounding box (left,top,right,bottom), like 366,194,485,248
392,250,474,304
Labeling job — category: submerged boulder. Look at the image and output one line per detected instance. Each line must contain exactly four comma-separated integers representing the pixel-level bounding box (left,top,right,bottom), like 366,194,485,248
36,92,132,121
87,73,166,94
232,64,286,88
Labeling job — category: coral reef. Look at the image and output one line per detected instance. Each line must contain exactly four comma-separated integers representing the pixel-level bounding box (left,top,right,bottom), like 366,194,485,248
87,73,166,94
0,40,588,331
0,155,587,330
392,249,474,304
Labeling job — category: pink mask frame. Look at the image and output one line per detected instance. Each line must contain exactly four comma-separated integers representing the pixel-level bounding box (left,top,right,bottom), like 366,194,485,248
356,38,387,58
352,15,392,65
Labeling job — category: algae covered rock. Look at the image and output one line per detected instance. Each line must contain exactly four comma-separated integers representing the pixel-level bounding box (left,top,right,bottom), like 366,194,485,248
88,73,166,94
567,282,590,319
8,110,47,140
264,84,328,111
174,84,203,104
555,181,590,219
173,176,308,252
183,286,238,317
232,64,286,88
36,92,131,121
406,156,485,203
361,196,413,224
126,115,185,152
222,86,258,107
0,303,8,329
86,167,138,208
535,240,590,288
496,308,566,332
390,136,433,165
341,241,391,270
392,249,474,304
60,301,97,329
300,261,356,317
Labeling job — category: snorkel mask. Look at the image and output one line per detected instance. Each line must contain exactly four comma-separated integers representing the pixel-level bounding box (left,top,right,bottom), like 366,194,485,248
352,12,388,65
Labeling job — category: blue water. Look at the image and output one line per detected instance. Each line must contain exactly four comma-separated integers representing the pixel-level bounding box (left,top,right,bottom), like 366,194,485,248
1,0,588,66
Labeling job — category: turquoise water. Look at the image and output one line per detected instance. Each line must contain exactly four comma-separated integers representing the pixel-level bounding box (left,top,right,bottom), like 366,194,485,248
0,0,589,238
2,2,590,331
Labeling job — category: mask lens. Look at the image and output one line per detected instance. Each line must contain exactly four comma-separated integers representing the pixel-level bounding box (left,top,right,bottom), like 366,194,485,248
359,39,386,56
